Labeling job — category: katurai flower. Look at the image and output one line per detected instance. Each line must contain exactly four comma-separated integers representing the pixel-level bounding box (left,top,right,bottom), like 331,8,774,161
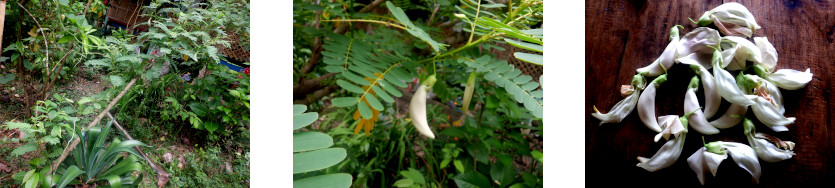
687,139,762,185
738,74,795,132
592,74,647,125
638,114,690,171
410,74,438,139
675,27,721,69
638,74,667,133
654,115,684,142
684,76,719,135
637,25,683,77
742,117,795,162
753,37,778,72
676,63,720,119
753,64,813,91
710,46,757,106
693,2,761,37
718,36,762,71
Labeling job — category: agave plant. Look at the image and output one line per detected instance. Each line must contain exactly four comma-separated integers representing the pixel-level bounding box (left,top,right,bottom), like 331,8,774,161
53,120,150,187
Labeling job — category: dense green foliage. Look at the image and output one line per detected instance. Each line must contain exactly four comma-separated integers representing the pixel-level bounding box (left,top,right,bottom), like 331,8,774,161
294,0,543,187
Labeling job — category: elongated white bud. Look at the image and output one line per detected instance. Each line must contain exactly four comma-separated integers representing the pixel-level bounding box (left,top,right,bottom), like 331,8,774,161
462,71,476,113
685,76,719,135
637,26,682,76
709,103,747,129
712,47,757,106
637,130,686,172
751,97,794,132
638,75,666,133
592,75,646,125
410,75,437,139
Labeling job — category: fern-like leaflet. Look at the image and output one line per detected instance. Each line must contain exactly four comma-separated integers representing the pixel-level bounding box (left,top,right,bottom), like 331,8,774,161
462,55,543,118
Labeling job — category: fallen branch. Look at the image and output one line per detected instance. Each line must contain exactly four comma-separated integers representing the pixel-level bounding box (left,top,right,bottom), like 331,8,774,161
48,78,138,175
107,112,170,188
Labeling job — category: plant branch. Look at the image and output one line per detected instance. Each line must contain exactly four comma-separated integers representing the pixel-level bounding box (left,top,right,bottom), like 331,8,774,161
294,84,339,105
333,0,386,34
81,0,93,15
48,78,138,175
106,112,170,188
17,2,49,76
416,32,503,65
467,0,482,44
322,19,408,31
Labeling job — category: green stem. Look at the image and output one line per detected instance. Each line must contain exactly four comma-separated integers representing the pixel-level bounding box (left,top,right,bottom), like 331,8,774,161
468,0,482,44
416,33,502,65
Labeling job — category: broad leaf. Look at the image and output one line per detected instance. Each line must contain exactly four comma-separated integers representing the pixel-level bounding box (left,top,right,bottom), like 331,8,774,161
453,171,491,188
293,173,352,188
293,132,334,152
293,148,347,174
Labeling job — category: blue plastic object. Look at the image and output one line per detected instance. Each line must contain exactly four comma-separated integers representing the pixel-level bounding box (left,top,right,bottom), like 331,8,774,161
220,60,245,72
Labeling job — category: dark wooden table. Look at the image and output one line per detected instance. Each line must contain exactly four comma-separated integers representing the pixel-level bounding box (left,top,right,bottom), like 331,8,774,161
585,0,835,187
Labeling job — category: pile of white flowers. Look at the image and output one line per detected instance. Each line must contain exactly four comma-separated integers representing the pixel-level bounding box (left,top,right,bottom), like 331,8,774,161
591,3,812,185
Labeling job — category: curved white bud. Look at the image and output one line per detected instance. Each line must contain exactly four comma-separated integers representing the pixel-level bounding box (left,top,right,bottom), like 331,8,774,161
722,142,762,184
751,97,794,132
410,85,435,139
685,77,720,135
701,2,761,37
637,132,686,172
747,133,795,163
709,103,747,129
637,38,679,76
713,56,757,106
638,82,662,133
592,90,640,125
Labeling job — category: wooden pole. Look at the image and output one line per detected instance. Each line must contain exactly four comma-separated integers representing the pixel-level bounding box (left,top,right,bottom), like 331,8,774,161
106,112,170,188
0,1,6,54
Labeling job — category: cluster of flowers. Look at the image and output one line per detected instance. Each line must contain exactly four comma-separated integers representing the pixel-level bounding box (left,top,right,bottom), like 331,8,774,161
591,3,812,185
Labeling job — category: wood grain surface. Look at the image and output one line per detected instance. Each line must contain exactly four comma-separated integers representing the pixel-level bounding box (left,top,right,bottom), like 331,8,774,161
585,0,835,187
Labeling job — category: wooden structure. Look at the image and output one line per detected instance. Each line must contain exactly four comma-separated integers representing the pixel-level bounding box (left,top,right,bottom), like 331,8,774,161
586,1,834,187
216,31,250,63
106,0,150,32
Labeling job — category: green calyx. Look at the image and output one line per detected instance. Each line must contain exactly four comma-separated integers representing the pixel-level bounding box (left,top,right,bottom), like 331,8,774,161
423,74,438,89
752,64,769,78
669,25,684,41
651,74,668,87
742,117,755,136
707,45,723,68
703,137,726,155
741,74,762,92
688,76,700,91
689,64,703,75
697,12,713,26
632,74,646,90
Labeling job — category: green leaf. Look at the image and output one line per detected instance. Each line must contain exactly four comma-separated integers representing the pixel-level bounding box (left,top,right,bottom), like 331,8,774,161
0,74,14,84
490,163,515,187
331,97,359,107
503,38,542,52
514,52,543,65
336,80,364,94
293,173,353,188
357,102,372,119
106,175,122,188
293,110,319,130
454,160,465,173
293,105,307,115
109,75,125,87
371,86,394,103
531,150,543,163
204,121,220,134
342,71,371,86
293,148,347,174
56,166,84,188
453,171,492,188
380,80,403,97
293,132,334,152
400,168,426,184
12,144,37,157
385,2,447,53
363,94,384,111
393,179,414,187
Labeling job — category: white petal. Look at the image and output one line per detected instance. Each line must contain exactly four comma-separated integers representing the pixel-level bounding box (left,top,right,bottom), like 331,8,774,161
687,147,708,185
704,151,727,177
637,133,687,172
655,115,683,142
751,97,795,131
685,87,719,134
592,90,641,125
708,2,761,37
637,39,678,77
710,103,748,129
766,68,813,90
723,142,762,184
638,82,662,133
752,137,795,162
713,59,757,106
721,36,762,69
763,79,785,114
676,27,721,69
689,65,721,119
754,37,778,72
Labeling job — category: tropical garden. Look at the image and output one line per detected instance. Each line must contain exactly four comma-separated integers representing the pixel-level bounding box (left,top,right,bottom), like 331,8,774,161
0,0,250,187
293,0,543,187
